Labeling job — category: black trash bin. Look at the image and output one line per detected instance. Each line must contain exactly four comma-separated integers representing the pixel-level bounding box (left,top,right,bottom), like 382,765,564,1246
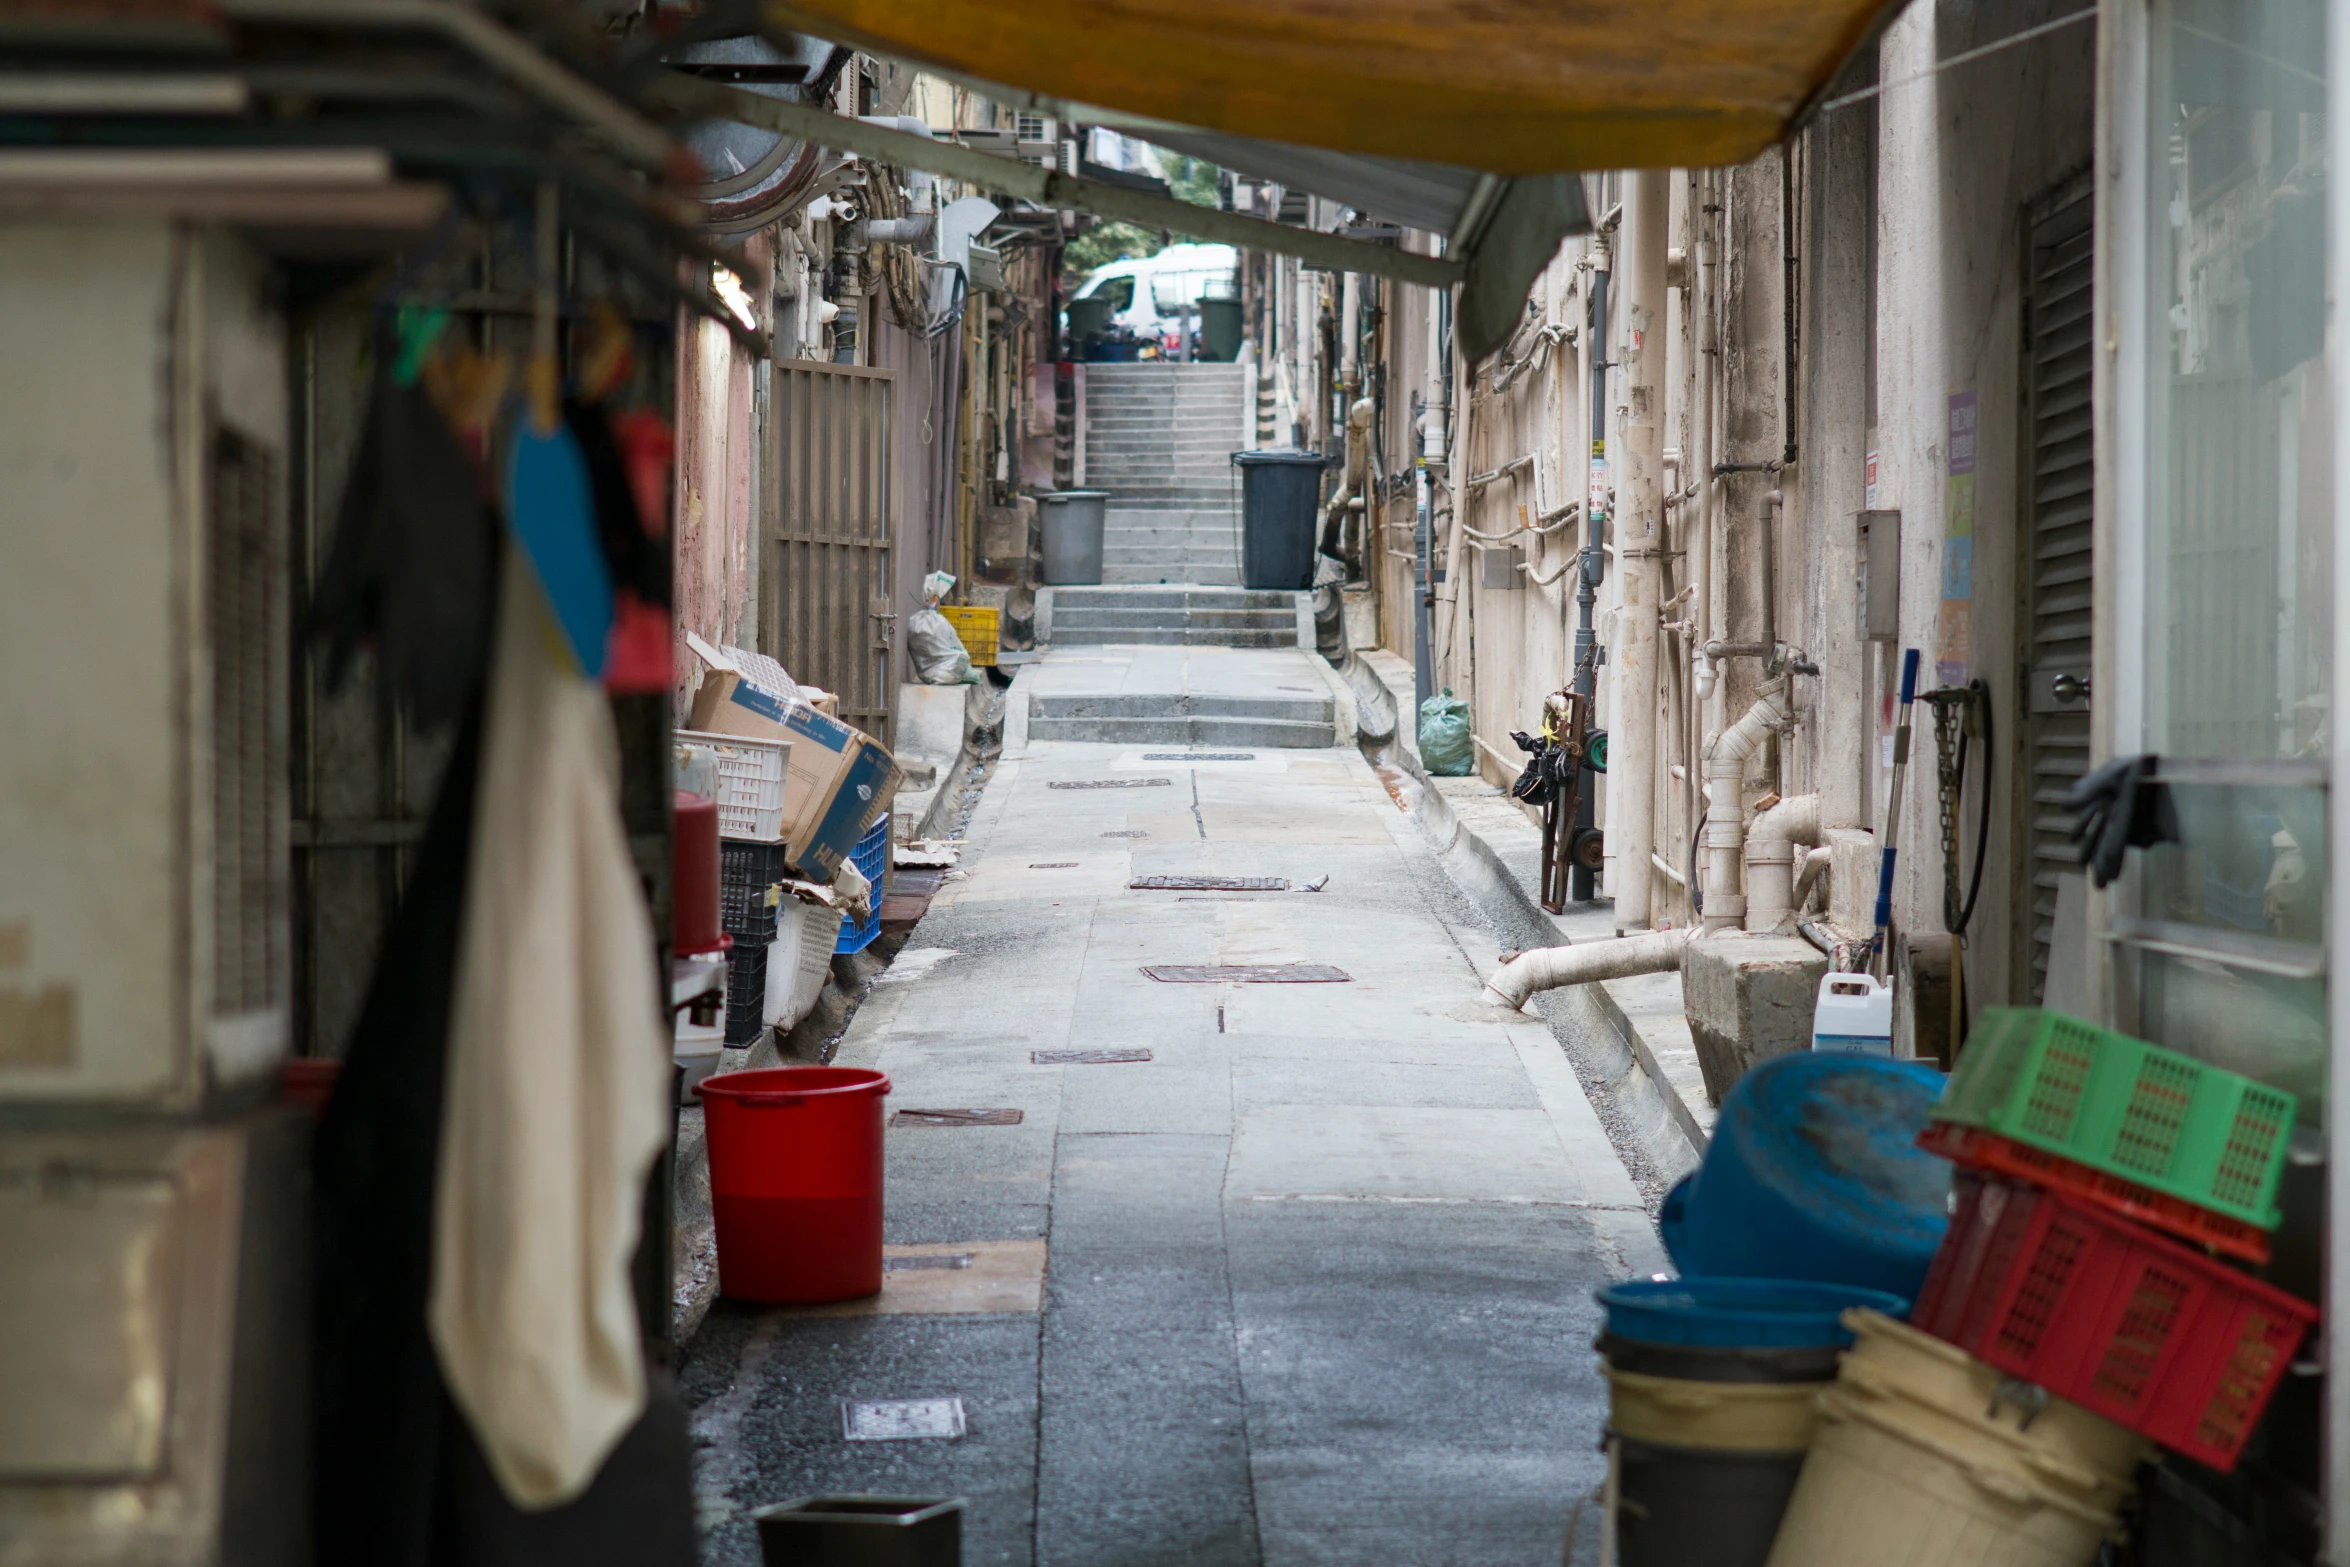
1230,448,1326,590
754,1495,962,1566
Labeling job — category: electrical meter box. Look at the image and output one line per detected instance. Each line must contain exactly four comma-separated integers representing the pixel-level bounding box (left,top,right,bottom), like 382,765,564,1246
1857,508,1901,642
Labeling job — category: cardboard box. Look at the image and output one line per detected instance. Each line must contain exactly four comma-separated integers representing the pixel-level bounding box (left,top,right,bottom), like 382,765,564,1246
688,666,900,881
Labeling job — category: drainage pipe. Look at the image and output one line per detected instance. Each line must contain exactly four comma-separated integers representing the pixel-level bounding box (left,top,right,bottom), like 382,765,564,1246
1610,168,1670,930
1483,928,1689,1011
1792,844,1833,916
1321,395,1375,562
1701,674,1794,930
1743,792,1820,933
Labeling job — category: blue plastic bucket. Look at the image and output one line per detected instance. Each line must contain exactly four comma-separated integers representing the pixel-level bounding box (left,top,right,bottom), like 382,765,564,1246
1660,1053,1950,1300
1595,1278,1910,1350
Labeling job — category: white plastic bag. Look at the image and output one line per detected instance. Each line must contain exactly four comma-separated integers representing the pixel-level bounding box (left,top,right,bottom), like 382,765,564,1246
907,607,973,684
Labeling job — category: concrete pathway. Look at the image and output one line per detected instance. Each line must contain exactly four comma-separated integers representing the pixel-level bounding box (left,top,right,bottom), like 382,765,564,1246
682,644,1663,1567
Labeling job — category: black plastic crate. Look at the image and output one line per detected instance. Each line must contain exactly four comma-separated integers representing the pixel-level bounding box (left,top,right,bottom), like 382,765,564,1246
724,940,769,1046
721,840,792,940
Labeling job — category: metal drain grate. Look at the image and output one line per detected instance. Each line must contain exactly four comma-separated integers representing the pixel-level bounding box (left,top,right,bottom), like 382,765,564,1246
1101,829,1150,838
843,1398,966,1441
1032,1047,1153,1064
1131,875,1288,892
885,1253,975,1271
1029,862,1078,869
893,1108,1025,1127
1141,964,1352,983
1142,752,1256,762
1049,777,1172,790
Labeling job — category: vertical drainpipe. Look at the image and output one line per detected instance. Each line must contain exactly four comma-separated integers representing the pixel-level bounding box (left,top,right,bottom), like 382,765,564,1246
1417,284,1451,708
1611,170,1670,932
1572,238,1610,903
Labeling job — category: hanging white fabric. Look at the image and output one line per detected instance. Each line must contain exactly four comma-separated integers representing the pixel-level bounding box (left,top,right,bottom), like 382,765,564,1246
431,546,669,1509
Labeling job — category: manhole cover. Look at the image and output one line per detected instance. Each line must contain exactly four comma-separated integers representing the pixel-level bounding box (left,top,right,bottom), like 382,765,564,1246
1101,830,1150,838
1131,875,1289,892
843,1397,966,1441
885,1253,974,1271
1032,1048,1153,1064
1141,964,1352,983
1142,752,1256,762
1049,778,1172,790
1029,862,1078,869
892,1108,1024,1127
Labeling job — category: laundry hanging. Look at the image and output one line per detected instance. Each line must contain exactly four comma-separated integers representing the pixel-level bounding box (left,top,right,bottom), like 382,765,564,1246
430,544,669,1509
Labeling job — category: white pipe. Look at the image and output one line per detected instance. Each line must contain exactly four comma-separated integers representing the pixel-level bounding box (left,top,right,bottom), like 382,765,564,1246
1340,270,1363,389
1690,169,1718,851
1792,844,1833,916
1744,792,1821,933
1324,395,1375,553
1702,675,1794,930
1610,169,1670,930
1483,929,1689,1011
864,213,933,243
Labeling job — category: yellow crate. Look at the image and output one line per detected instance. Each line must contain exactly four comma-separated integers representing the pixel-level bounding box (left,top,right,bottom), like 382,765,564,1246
937,604,1000,666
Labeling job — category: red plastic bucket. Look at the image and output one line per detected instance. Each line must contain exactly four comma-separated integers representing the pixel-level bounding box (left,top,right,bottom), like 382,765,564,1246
697,1067,890,1303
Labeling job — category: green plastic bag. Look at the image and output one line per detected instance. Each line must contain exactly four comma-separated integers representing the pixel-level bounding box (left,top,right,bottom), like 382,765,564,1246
1418,689,1473,776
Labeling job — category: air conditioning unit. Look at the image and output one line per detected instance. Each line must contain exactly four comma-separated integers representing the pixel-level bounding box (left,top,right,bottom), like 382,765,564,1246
0,220,290,1113
0,215,306,1564
965,242,1007,293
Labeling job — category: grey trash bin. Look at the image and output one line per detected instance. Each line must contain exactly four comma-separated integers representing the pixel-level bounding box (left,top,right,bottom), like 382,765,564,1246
1230,449,1326,590
1039,489,1108,585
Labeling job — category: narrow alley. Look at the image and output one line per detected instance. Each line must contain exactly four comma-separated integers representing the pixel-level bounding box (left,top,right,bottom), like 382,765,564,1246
5,6,2336,1567
683,640,1661,1566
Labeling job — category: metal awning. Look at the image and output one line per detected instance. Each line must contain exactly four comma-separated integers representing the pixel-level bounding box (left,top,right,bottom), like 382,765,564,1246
756,0,1905,174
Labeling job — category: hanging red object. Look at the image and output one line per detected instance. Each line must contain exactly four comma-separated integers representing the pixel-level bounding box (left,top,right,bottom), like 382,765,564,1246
672,789,724,957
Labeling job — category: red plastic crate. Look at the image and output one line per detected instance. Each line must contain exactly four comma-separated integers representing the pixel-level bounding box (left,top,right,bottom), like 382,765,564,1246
1918,1120,2272,1265
1913,1172,2315,1471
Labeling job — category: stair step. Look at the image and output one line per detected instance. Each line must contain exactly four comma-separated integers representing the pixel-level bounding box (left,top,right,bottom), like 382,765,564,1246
1051,607,1295,631
1041,628,1305,652
1026,712,1332,746
1052,586,1299,610
1032,691,1331,722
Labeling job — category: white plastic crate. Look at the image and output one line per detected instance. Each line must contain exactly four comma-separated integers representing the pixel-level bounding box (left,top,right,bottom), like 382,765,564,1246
765,899,844,1030
677,728,790,842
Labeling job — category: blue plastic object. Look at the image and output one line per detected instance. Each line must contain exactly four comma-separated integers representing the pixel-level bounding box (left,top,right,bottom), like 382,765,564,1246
1660,1052,1950,1301
504,418,614,678
1595,1278,1910,1349
833,813,891,955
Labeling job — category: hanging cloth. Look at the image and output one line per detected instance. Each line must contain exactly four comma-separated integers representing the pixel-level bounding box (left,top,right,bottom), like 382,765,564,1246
430,544,669,1510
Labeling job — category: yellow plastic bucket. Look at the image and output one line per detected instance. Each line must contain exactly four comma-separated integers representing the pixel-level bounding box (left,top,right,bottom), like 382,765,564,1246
1764,1386,2122,1567
1601,1366,1826,1452
1836,1310,2150,1509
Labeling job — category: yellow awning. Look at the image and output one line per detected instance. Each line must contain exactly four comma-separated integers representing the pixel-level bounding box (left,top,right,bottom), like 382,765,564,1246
763,0,1901,174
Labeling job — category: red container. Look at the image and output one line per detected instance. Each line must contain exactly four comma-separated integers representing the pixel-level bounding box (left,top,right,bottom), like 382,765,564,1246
696,1067,890,1304
673,789,724,956
1913,1171,2315,1470
279,1057,342,1117
1918,1119,2272,1264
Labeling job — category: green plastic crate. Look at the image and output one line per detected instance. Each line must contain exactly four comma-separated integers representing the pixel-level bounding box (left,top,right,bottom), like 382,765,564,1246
1935,1007,2295,1231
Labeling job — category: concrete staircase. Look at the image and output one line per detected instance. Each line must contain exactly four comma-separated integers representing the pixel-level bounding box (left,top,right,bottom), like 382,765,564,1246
1026,689,1336,748
1048,585,1301,649
1083,362,1250,585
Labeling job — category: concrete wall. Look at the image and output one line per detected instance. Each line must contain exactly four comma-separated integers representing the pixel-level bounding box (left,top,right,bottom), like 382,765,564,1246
1239,0,2093,1040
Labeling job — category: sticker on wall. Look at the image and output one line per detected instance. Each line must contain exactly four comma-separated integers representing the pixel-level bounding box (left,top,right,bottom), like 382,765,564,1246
1938,391,1977,687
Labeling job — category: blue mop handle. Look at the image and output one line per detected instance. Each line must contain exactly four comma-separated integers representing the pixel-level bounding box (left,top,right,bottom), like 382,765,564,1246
1873,649,1921,938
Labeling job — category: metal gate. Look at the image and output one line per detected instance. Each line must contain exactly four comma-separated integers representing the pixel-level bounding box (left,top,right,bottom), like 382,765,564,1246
766,360,897,747
2017,173,2094,1001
